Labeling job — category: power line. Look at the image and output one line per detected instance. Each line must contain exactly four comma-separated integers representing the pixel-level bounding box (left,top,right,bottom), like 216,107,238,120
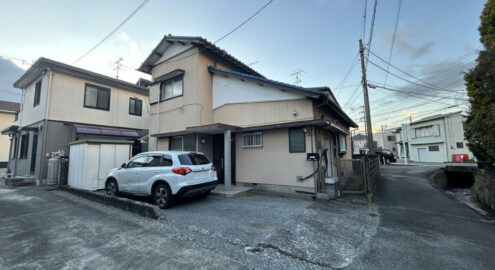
214,0,274,44
367,58,466,93
362,0,368,40
334,52,359,96
371,84,468,102
72,0,150,64
383,0,402,86
365,0,378,68
372,86,465,106
367,48,467,92
0,55,34,65
152,0,274,66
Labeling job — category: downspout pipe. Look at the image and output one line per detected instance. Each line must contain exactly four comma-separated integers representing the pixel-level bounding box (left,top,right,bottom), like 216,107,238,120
39,68,53,184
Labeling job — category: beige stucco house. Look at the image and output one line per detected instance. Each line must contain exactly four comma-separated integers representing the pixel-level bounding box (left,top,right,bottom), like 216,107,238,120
2,58,149,183
0,100,20,169
139,35,357,195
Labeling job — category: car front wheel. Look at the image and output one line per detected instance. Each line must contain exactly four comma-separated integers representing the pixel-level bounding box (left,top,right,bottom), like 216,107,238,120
106,179,119,196
153,184,173,209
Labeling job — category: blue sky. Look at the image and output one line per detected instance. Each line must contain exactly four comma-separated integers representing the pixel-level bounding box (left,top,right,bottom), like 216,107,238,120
0,0,486,131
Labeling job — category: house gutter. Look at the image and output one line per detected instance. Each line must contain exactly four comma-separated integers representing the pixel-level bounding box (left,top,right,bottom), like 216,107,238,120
39,68,53,183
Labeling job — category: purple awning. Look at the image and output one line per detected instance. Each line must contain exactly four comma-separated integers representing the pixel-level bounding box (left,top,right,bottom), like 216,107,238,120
74,125,140,138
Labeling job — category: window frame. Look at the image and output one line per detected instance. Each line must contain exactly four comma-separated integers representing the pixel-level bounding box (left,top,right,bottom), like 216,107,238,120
83,83,111,111
160,75,184,101
129,97,142,116
19,133,29,159
288,128,306,153
456,142,464,148
243,132,263,149
338,133,347,153
126,155,148,168
34,80,41,107
146,154,173,167
428,145,440,152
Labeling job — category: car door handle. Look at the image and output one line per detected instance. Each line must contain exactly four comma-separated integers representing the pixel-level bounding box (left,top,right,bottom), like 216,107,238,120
153,171,160,173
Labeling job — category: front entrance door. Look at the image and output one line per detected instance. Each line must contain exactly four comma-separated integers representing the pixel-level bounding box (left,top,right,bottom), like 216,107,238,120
418,148,427,162
30,132,38,174
213,133,235,185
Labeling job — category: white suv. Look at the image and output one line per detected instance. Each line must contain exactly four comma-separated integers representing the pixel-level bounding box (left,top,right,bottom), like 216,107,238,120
105,151,218,209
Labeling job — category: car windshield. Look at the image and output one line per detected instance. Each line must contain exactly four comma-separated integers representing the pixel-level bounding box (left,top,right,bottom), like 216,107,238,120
178,153,210,165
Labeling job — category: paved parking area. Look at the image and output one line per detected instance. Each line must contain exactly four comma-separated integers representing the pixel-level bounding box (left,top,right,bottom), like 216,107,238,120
0,187,246,270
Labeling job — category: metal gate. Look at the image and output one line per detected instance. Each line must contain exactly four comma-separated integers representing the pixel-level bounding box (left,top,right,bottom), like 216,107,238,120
339,155,381,195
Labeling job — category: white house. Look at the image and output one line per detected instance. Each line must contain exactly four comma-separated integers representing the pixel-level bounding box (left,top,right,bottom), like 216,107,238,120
408,111,473,163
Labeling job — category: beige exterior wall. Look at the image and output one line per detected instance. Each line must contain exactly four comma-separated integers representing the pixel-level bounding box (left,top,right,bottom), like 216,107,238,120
213,99,314,127
18,74,49,127
149,48,200,135
46,72,148,130
315,107,352,159
235,128,315,188
0,112,15,162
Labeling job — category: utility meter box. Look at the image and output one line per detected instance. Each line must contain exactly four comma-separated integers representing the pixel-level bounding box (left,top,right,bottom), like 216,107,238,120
307,153,320,161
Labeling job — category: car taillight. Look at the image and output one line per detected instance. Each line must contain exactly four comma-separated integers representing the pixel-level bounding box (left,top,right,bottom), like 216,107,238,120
211,164,216,171
172,167,192,176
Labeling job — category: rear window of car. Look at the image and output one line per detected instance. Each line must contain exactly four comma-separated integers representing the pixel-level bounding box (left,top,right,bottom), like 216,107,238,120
178,153,210,165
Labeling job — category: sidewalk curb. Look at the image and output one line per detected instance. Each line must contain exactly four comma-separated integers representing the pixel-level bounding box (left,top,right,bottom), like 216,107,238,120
59,185,163,219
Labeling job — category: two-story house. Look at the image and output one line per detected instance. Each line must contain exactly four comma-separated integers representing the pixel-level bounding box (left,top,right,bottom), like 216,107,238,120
408,111,473,162
138,35,357,195
0,100,20,170
2,58,149,183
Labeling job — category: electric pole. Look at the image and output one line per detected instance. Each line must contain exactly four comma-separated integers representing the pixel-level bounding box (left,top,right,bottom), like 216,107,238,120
359,39,375,154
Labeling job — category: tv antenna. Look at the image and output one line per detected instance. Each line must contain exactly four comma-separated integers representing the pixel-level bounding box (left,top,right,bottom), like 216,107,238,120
113,57,123,78
291,68,306,85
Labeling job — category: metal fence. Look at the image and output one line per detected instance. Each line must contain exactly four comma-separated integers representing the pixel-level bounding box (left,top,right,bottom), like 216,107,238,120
339,155,381,195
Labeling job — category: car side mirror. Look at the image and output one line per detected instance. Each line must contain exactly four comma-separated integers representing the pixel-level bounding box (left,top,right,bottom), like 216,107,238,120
121,163,127,168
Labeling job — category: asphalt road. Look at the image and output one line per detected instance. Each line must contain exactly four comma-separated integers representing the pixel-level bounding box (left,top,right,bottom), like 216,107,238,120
348,165,495,270
0,187,246,270
1,166,494,270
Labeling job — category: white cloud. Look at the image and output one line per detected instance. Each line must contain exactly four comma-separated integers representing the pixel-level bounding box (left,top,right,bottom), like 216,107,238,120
118,31,140,53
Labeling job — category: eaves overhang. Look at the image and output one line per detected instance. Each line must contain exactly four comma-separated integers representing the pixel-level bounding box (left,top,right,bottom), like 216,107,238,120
14,58,149,96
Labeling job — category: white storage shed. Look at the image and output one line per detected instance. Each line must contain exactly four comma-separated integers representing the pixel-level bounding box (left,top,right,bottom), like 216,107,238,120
68,139,133,190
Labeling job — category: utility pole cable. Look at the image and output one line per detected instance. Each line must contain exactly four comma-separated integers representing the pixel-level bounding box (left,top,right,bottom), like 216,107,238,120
359,39,375,154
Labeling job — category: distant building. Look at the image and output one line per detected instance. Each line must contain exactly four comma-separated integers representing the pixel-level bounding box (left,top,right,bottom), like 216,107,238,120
0,100,20,168
352,133,368,155
373,127,398,156
408,111,473,163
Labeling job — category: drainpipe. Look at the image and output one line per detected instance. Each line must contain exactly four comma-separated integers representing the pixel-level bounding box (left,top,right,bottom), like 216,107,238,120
39,69,53,184
224,129,232,191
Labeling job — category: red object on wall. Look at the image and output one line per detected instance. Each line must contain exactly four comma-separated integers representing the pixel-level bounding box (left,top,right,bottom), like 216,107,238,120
453,154,469,163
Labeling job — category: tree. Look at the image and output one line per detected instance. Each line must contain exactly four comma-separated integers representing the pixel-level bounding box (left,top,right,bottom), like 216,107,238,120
464,0,495,172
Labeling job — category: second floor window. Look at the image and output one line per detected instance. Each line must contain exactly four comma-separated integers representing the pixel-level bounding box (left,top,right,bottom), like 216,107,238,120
129,98,142,116
84,84,110,111
160,76,183,100
34,81,41,107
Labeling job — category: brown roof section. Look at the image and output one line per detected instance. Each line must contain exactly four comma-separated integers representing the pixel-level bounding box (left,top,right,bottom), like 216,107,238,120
0,100,20,113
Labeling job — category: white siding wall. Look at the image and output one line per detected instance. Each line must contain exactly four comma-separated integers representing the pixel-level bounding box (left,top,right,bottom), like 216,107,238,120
212,75,303,109
19,74,49,127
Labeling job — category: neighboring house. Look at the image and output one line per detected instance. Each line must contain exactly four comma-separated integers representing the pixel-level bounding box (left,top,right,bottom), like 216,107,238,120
408,111,472,163
0,100,20,168
393,126,409,159
352,133,368,155
1,58,149,183
373,127,398,156
138,35,357,194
